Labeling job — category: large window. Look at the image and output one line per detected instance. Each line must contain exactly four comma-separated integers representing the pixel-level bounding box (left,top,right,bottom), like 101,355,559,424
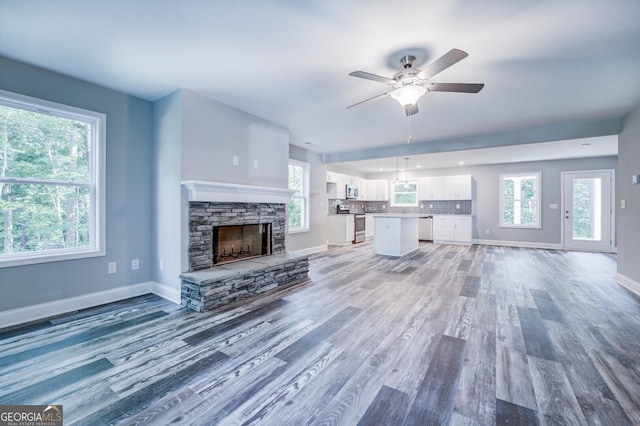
288,159,309,233
0,89,105,267
500,172,541,228
391,180,418,207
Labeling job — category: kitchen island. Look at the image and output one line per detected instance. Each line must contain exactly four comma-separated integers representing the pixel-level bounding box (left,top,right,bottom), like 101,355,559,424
373,214,420,256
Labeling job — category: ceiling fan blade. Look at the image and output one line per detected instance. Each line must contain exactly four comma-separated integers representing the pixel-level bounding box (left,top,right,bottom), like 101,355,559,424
347,92,390,109
405,104,419,116
417,49,469,80
349,71,396,85
427,83,484,93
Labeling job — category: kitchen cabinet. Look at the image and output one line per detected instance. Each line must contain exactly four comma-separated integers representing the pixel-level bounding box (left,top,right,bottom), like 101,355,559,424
418,175,472,201
327,172,367,199
443,175,472,200
365,179,389,201
374,215,419,256
432,215,472,244
365,214,375,239
418,176,444,201
327,172,388,201
327,214,355,245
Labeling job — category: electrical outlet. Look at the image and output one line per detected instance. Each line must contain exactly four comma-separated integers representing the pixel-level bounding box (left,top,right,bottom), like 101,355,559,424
159,259,164,271
108,262,117,274
485,229,490,235
232,155,239,166
621,199,626,209
131,259,139,270
254,160,259,169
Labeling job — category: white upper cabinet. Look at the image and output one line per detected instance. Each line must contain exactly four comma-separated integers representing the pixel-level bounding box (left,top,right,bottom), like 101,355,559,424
419,175,472,201
326,172,389,201
418,176,444,200
364,179,389,201
443,175,472,200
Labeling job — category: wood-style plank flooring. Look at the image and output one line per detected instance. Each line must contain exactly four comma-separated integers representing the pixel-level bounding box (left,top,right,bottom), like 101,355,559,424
1,242,639,425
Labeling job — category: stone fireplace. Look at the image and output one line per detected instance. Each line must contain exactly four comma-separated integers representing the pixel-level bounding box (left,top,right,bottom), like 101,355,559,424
180,181,309,312
188,201,286,271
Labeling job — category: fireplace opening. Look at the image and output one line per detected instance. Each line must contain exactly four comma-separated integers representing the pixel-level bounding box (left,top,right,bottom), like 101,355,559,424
212,223,272,265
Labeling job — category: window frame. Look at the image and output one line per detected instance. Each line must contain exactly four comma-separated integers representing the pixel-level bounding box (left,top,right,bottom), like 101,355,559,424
499,171,541,229
287,159,310,234
0,89,106,268
390,179,418,207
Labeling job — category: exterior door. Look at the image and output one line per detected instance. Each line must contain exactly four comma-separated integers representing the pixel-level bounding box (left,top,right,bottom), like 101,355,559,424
562,170,613,251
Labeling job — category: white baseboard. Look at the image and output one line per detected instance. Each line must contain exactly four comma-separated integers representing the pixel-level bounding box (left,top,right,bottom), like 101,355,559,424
473,239,563,250
0,282,153,329
151,281,181,304
288,244,328,256
615,272,640,297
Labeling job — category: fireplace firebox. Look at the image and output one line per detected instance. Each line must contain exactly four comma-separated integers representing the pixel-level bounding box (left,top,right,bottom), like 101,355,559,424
212,223,272,265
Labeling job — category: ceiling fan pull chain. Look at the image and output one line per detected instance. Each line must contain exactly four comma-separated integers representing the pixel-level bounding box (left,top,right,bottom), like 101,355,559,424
407,113,412,143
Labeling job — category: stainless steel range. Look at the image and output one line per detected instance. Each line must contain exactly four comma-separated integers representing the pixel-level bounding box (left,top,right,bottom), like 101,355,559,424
353,214,365,244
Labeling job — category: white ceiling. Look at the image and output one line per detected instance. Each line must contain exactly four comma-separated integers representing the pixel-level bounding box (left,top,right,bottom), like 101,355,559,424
1,1,638,165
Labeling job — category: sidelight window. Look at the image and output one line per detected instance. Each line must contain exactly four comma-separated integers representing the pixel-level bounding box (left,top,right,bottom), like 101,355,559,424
288,159,309,233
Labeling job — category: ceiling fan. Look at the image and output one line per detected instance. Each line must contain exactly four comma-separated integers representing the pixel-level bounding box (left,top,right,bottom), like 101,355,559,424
347,49,484,116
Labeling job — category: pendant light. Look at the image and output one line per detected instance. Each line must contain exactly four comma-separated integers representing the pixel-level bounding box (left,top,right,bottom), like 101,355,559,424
404,157,410,188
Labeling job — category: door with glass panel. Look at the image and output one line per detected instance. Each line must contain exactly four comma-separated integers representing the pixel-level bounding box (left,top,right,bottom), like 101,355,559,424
562,170,613,251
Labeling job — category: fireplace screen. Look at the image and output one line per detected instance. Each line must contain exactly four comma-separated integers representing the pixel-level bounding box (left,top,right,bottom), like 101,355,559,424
213,223,272,265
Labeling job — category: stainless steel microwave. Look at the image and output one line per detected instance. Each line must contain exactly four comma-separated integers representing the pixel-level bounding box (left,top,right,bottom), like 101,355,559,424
346,184,359,199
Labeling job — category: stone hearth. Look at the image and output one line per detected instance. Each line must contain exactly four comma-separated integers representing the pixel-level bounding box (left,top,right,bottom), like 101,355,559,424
180,253,309,312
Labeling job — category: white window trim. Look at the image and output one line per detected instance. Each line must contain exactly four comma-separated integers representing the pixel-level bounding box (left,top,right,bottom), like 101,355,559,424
499,171,541,229
288,159,310,233
0,89,106,268
390,179,419,207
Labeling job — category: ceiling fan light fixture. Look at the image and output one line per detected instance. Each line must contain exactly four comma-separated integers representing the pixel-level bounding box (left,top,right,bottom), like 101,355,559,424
390,85,426,107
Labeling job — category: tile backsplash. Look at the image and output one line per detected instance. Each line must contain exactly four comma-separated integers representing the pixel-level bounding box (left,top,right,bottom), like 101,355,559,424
418,200,473,215
328,199,472,215
328,199,385,214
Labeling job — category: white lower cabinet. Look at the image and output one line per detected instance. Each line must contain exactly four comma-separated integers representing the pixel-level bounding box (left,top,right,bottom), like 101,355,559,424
365,215,375,239
432,215,472,244
327,215,355,245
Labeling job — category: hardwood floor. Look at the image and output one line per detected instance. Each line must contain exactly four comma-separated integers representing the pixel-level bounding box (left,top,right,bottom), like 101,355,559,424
1,243,639,425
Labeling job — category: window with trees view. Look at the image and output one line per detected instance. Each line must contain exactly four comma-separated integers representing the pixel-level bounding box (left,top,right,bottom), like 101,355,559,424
288,159,309,232
500,172,541,228
0,90,105,267
391,180,418,207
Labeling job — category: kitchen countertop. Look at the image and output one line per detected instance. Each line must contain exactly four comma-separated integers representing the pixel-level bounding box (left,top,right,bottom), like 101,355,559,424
372,214,428,218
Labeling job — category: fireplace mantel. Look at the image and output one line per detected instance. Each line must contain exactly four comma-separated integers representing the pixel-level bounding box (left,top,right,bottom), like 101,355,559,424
182,180,295,204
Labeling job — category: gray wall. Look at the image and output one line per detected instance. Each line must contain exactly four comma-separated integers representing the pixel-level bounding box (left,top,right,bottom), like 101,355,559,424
617,106,640,283
181,91,289,188
287,145,328,253
0,56,154,311
152,91,183,291
367,155,617,246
